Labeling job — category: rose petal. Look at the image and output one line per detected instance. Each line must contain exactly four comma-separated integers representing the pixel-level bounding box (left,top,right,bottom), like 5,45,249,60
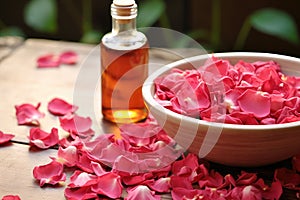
37,54,60,68
68,170,97,188
0,131,15,144
262,180,283,200
15,103,45,126
236,171,258,185
275,168,300,190
241,185,262,200
237,89,271,118
59,51,78,65
29,127,59,149
292,154,300,173
64,186,98,200
33,160,66,187
1,195,21,200
54,145,78,167
91,172,123,199
144,177,171,193
171,187,202,200
59,115,94,139
126,185,160,200
48,98,78,116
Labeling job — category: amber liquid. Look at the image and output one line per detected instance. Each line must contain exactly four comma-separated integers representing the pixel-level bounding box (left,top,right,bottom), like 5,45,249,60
101,42,149,123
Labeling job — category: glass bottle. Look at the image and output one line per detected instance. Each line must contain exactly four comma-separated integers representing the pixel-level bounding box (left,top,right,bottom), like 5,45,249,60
101,0,149,123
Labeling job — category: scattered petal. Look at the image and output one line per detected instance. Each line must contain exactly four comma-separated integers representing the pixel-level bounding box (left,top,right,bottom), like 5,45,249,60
48,98,78,116
59,115,94,139
68,170,97,188
292,154,300,172
29,127,59,149
64,186,98,200
59,51,78,65
37,54,60,68
91,172,123,199
33,160,66,187
0,131,15,145
55,145,78,167
126,185,160,200
15,103,45,126
1,195,21,200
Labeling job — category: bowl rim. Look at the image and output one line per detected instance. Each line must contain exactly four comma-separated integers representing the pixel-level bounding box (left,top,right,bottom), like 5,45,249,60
143,52,300,130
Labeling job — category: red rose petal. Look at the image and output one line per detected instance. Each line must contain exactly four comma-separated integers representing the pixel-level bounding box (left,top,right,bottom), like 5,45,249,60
33,160,66,187
0,131,15,144
292,154,300,172
1,195,21,200
37,54,60,68
262,180,283,200
241,185,262,200
15,103,45,126
29,127,59,149
237,89,271,118
275,168,300,190
48,98,78,116
59,51,78,65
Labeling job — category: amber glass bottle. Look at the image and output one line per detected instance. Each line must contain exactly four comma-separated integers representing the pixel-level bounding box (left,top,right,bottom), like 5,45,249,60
101,0,149,123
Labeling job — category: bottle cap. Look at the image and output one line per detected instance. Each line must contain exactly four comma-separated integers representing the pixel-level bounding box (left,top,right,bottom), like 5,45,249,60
111,0,137,19
113,0,135,7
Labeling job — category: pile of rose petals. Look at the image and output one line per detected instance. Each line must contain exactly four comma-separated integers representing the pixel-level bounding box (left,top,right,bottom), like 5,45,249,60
37,51,78,68
1,97,300,199
154,57,300,125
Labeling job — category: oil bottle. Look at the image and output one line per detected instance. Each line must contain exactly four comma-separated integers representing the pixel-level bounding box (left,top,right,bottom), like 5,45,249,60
101,0,149,123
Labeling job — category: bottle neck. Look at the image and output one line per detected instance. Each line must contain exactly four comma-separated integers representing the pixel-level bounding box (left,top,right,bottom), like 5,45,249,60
112,18,136,35
110,2,137,35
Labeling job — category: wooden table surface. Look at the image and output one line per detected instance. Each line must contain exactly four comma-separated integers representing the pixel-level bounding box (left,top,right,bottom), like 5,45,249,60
0,38,297,199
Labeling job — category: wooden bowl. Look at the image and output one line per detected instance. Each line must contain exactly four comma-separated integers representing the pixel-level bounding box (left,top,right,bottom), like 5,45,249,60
142,52,300,167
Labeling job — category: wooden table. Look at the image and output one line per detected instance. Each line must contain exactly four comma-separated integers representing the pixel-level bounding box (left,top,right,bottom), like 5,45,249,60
0,38,297,199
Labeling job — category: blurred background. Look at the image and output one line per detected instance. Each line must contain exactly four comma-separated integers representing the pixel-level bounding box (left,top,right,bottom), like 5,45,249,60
1,0,300,57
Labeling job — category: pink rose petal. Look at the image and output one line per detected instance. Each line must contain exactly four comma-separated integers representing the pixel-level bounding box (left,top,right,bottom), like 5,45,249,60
237,89,271,118
37,54,60,68
33,160,66,187
54,146,78,167
64,186,98,200
15,103,45,126
29,127,59,149
171,187,202,200
48,98,78,116
59,51,78,65
59,115,94,139
144,177,171,193
0,131,15,145
126,185,160,200
68,170,97,188
91,172,123,199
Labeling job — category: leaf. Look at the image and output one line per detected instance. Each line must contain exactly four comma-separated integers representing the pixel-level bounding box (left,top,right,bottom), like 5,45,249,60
137,0,165,28
24,0,57,33
250,8,299,44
